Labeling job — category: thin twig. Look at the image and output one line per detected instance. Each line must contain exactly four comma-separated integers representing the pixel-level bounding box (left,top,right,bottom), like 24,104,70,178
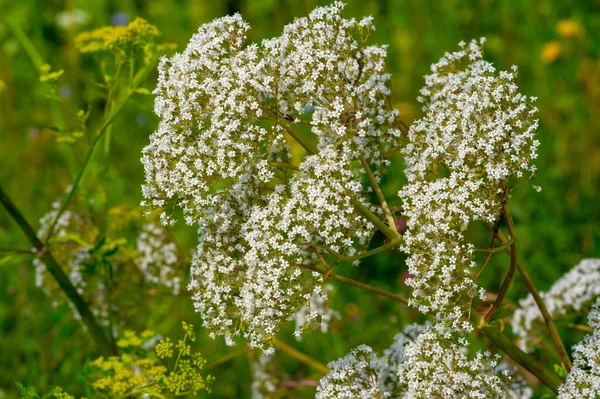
298,264,408,305
325,238,402,262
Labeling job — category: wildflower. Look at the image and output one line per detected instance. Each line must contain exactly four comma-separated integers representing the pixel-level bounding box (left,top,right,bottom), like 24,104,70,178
398,39,539,328
144,2,398,351
74,17,159,54
252,351,279,398
136,222,182,295
556,19,582,38
558,298,600,399
294,285,339,339
56,9,90,30
316,322,531,398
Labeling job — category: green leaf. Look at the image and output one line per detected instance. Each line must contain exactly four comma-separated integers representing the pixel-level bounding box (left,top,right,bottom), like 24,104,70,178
15,382,40,399
554,362,568,378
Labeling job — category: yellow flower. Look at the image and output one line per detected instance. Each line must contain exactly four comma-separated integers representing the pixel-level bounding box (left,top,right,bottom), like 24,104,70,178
541,41,561,64
75,17,159,54
117,329,143,348
557,19,582,38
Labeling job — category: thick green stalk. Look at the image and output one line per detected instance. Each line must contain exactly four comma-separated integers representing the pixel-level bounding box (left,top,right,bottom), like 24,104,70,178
0,247,33,254
472,311,563,393
273,339,329,374
496,230,572,371
0,185,116,356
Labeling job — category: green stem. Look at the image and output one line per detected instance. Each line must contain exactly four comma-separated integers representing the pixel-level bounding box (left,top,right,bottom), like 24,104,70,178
273,338,329,375
484,204,516,322
326,238,402,262
496,230,572,372
474,238,514,253
43,64,153,244
359,155,398,234
271,162,299,171
0,185,116,356
204,348,250,371
0,246,33,254
298,264,408,305
472,311,563,393
3,18,44,68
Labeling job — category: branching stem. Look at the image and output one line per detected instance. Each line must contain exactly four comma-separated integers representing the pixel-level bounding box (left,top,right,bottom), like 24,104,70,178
484,203,516,322
264,109,401,241
359,155,398,234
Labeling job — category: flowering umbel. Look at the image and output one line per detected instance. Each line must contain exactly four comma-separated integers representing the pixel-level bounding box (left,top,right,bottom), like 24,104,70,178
399,38,539,328
142,2,400,352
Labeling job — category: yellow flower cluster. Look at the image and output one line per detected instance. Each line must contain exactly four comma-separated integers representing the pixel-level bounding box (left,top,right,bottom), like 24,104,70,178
74,17,159,54
88,322,213,397
39,64,64,83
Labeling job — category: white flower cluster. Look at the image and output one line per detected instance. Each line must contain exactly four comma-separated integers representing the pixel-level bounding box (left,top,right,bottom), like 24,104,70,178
398,39,539,326
34,201,91,294
316,323,531,399
189,146,374,352
141,1,400,225
558,298,600,399
294,285,339,340
512,258,600,351
144,2,401,352
136,222,181,295
316,344,383,399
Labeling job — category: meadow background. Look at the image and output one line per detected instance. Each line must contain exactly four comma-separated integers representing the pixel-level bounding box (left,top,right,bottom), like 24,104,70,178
0,0,599,397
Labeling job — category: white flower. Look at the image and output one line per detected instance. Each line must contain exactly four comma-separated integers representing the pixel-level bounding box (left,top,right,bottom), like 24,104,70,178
317,322,531,398
136,223,182,295
295,285,339,339
147,2,402,352
398,38,539,327
558,298,600,399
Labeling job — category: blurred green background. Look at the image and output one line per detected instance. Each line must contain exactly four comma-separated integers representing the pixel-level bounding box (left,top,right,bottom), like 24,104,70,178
0,0,599,397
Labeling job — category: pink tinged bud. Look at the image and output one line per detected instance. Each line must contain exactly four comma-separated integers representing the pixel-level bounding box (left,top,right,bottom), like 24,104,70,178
396,216,407,234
